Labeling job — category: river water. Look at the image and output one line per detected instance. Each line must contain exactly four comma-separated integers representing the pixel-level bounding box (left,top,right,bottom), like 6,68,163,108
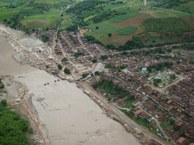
0,26,140,145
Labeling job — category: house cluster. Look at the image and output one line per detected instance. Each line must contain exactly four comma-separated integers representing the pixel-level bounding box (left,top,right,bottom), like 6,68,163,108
38,29,194,145
86,47,194,144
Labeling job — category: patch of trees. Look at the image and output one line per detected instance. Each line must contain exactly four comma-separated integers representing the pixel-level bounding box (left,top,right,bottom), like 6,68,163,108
84,35,102,45
105,63,127,72
183,35,194,43
107,37,144,51
61,57,68,64
41,34,49,42
128,48,171,56
100,55,108,61
64,68,71,74
153,78,161,86
92,79,135,101
148,62,173,72
3,7,42,32
73,51,84,58
173,43,194,50
68,0,104,19
0,100,32,145
82,73,89,78
57,64,62,70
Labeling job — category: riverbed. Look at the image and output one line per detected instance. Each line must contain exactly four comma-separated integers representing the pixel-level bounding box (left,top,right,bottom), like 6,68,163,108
0,25,140,145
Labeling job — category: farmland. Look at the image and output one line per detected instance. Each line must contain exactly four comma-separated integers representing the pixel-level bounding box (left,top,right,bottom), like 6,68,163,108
67,0,194,47
0,0,194,47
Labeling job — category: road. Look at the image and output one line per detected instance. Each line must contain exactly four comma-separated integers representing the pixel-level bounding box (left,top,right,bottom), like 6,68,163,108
111,42,194,56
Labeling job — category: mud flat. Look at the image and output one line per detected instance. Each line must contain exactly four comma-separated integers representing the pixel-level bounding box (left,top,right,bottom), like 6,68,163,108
0,25,141,145
0,35,34,76
16,70,140,145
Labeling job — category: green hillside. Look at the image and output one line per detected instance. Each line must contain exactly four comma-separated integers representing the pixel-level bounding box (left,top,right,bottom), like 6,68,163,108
0,0,193,48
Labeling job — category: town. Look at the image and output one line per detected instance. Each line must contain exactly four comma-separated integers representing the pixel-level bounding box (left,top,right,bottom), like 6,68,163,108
29,28,194,145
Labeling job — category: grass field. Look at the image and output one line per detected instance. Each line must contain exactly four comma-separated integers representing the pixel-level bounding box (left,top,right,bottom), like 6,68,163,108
0,0,193,47
0,0,75,31
80,0,194,47
143,17,193,33
21,9,61,29
176,2,194,14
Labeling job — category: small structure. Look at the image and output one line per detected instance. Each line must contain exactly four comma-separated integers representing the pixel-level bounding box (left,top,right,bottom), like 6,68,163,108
141,67,148,74
54,48,62,55
177,137,189,145
144,0,147,6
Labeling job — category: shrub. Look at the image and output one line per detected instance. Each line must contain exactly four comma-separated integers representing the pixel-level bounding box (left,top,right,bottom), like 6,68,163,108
64,68,71,74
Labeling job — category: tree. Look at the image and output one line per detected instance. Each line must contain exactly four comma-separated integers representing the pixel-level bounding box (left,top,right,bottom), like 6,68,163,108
64,68,71,74
57,64,62,70
100,55,108,61
1,99,7,107
41,35,49,42
92,58,97,63
82,73,89,78
61,57,68,64
154,78,161,86
170,74,176,80
108,33,112,37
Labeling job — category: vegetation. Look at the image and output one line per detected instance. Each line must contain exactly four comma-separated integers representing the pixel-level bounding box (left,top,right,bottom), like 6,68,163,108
148,62,173,73
61,57,68,64
0,99,32,145
153,78,162,86
41,34,49,42
150,0,189,8
82,73,89,78
143,17,192,33
160,118,175,129
73,51,84,58
93,79,135,101
105,64,127,72
0,0,193,47
127,111,150,128
57,64,62,70
176,2,194,14
0,0,73,33
64,67,71,74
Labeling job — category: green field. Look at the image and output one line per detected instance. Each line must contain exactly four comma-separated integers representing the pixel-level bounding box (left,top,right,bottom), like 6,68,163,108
0,0,193,48
143,17,192,33
176,2,194,14
21,9,61,29
0,0,74,31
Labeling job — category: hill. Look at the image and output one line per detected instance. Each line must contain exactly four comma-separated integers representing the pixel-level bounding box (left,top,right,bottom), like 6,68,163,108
0,0,194,49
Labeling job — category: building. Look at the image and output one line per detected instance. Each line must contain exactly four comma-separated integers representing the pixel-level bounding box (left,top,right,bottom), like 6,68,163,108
141,67,148,74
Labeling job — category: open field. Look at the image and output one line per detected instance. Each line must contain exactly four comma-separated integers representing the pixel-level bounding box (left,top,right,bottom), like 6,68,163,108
0,0,194,47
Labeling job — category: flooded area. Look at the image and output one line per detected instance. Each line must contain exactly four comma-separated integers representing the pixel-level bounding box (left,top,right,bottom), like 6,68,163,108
0,35,34,76
0,25,140,145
